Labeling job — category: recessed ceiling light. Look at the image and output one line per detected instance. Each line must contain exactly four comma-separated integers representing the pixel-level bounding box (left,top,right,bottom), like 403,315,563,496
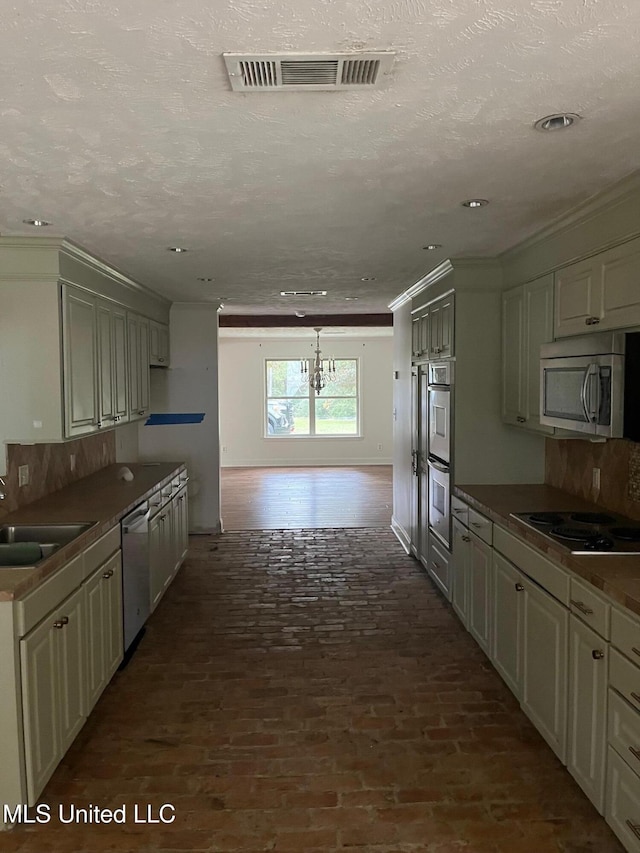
280,290,327,297
167,246,188,253
423,244,442,250
23,218,50,226
534,112,581,132
462,199,489,208
196,277,215,282
344,296,359,301
295,311,306,318
360,277,376,281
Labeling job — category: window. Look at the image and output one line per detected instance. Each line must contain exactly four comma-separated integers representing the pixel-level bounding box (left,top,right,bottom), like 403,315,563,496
265,359,359,437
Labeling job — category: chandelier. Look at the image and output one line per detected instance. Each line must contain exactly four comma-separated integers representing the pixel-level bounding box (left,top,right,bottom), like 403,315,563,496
301,327,336,395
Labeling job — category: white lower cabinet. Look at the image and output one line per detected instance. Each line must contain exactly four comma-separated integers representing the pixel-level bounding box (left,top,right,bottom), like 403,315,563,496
451,517,470,627
521,577,568,763
84,551,123,712
20,584,86,804
606,747,640,852
468,533,492,656
150,501,175,612
427,533,451,600
567,616,608,813
491,551,524,699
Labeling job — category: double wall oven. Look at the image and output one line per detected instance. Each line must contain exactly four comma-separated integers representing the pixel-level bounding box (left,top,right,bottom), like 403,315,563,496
427,361,453,549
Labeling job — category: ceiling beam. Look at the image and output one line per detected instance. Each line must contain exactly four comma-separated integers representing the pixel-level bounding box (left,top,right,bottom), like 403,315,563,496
219,313,392,328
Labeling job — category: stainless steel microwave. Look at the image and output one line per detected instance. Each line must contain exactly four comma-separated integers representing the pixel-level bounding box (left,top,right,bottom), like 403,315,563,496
540,333,625,437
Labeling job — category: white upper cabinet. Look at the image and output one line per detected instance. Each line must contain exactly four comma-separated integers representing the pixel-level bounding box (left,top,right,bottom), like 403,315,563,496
501,274,554,433
429,293,454,359
127,313,151,421
150,321,170,367
555,236,640,337
63,286,99,438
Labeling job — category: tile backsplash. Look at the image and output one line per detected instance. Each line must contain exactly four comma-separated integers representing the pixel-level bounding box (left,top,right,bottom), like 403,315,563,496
545,437,640,521
0,432,116,517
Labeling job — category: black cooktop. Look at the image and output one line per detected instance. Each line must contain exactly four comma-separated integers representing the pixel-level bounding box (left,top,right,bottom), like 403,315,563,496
511,510,640,554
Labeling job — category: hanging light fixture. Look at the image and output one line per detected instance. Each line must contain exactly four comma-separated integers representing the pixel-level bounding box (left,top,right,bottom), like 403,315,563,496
301,327,336,395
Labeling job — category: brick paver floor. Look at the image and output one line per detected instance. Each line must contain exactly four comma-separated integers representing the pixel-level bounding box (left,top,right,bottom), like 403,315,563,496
6,529,624,852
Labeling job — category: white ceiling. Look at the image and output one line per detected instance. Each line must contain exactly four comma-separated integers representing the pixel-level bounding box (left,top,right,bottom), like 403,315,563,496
2,0,640,315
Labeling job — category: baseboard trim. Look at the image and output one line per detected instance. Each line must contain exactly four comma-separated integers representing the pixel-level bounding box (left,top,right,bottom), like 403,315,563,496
391,516,411,554
221,460,392,468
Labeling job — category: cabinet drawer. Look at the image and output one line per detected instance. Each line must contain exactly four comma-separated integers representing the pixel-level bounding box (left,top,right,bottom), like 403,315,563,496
493,525,570,605
569,577,611,640
15,554,84,637
610,648,640,713
606,746,640,853
609,689,640,777
612,606,640,666
427,535,451,600
82,526,121,580
451,497,469,528
468,508,492,545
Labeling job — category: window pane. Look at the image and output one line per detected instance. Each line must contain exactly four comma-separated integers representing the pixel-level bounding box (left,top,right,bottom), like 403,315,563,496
266,360,309,398
326,359,357,396
266,398,309,435
314,397,358,434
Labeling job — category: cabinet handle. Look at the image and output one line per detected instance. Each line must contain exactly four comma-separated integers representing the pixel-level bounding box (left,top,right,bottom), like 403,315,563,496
158,357,165,363
629,746,640,763
96,421,103,428
631,692,640,705
626,820,640,841
431,562,441,572
585,316,601,326
632,646,640,658
570,599,594,616
53,616,69,629
591,649,605,660
471,522,483,529
138,409,146,416
515,583,524,592
462,535,471,542
103,569,114,579
452,508,465,513
516,416,526,423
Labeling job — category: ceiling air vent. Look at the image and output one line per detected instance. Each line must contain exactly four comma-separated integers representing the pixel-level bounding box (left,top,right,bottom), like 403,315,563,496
223,52,394,92
280,290,328,297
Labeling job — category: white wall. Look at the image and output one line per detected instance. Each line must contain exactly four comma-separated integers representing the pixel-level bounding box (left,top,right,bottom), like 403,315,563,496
219,333,393,467
138,304,221,533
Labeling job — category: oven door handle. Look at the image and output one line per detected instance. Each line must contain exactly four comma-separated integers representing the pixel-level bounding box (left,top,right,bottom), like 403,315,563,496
427,457,449,473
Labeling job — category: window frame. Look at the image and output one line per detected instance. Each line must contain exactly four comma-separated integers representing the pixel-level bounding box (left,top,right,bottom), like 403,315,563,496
264,357,361,438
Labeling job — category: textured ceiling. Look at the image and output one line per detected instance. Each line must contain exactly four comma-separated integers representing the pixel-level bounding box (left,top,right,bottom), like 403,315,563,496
2,0,640,314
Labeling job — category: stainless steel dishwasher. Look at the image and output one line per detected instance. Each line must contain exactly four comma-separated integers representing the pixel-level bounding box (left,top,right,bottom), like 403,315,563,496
121,501,151,657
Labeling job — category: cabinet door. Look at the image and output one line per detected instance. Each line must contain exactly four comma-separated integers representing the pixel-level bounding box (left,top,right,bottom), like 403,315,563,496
524,276,554,434
102,553,124,681
128,314,140,414
96,302,115,427
138,317,150,417
150,322,170,366
411,317,421,360
501,285,526,425
149,512,164,612
554,258,602,338
84,565,107,710
468,534,492,656
491,551,524,699
438,296,454,358
567,616,608,813
112,307,129,424
56,586,86,754
428,303,441,358
63,287,98,437
451,518,470,627
179,490,189,561
522,580,568,763
20,614,60,805
600,238,640,331
419,310,429,357
606,746,640,853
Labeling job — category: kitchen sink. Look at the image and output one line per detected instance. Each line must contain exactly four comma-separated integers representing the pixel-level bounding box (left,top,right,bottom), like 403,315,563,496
0,522,98,567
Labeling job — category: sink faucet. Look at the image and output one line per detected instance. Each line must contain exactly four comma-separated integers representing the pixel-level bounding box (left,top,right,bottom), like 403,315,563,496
0,476,6,500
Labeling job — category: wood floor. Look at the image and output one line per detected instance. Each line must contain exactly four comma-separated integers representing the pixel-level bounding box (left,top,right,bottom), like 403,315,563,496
220,465,393,530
